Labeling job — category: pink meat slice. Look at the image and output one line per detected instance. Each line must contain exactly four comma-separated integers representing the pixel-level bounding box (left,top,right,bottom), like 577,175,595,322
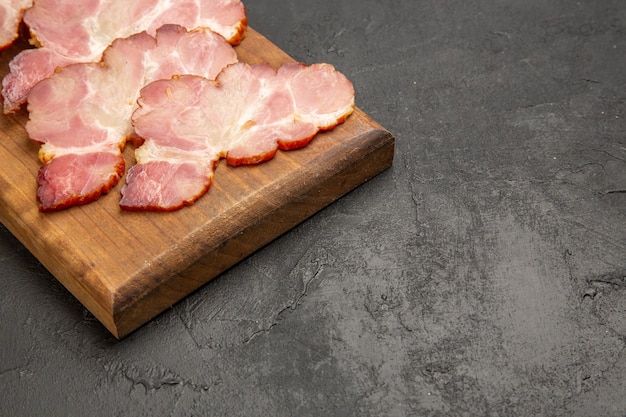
26,24,238,211
0,0,32,50
120,62,355,211
2,0,246,113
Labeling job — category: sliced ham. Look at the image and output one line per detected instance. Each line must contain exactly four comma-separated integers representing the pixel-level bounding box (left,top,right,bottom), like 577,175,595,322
120,62,355,211
27,24,238,211
2,0,246,113
0,0,32,50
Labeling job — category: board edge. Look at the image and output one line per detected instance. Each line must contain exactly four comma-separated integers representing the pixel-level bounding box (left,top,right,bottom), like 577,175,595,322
110,127,395,338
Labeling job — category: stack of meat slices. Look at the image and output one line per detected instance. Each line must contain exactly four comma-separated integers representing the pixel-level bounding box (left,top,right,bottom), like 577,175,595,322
1,0,356,212
121,62,355,211
1,0,247,112
27,25,238,211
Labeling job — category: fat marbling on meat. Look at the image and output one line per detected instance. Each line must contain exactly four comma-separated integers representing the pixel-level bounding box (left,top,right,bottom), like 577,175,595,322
2,0,247,113
27,24,238,211
120,61,355,211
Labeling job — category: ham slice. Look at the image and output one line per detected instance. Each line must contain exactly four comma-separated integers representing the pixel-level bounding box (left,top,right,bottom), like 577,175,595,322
27,24,238,211
0,0,32,50
120,62,355,211
2,0,246,113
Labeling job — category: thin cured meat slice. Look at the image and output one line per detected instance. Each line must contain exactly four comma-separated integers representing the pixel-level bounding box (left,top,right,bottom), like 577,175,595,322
27,25,238,211
0,0,32,50
120,62,355,211
36,152,126,210
25,0,246,56
2,0,246,113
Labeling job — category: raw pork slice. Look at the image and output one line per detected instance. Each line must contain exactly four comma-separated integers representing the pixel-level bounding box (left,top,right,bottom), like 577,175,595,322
2,0,246,112
120,62,355,211
0,0,32,50
27,24,238,211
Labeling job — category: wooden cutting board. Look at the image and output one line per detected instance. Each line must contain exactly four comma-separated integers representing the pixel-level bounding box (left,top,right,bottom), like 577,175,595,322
0,28,395,339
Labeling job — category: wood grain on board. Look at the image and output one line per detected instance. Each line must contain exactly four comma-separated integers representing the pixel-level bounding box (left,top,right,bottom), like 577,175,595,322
0,28,395,338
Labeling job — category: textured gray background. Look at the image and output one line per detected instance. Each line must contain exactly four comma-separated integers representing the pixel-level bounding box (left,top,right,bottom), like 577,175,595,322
1,0,625,416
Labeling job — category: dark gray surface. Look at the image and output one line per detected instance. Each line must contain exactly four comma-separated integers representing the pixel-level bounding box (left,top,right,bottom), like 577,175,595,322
1,0,625,415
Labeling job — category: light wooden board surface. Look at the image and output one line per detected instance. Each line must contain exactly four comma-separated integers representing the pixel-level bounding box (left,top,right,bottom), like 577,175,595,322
0,28,395,338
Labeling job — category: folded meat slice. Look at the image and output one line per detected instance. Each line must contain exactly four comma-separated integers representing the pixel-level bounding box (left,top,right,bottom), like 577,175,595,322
2,0,246,113
26,25,238,211
0,0,32,50
120,62,355,211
